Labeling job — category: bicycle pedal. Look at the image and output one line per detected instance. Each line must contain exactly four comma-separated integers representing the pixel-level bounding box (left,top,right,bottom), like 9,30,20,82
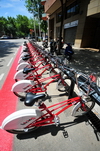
63,131,68,138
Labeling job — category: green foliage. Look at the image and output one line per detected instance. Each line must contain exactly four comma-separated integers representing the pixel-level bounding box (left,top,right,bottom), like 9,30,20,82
0,15,38,38
15,15,29,37
40,20,47,33
0,17,8,35
25,0,47,33
25,0,43,18
0,0,47,37
6,17,16,37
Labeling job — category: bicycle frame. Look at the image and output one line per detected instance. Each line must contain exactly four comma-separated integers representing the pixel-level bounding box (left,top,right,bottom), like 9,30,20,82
24,73,65,93
16,55,49,71
19,52,46,66
24,96,82,129
26,63,57,78
15,62,58,81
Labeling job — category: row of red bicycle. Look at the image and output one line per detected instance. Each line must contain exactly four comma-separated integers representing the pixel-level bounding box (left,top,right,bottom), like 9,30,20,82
0,40,100,134
12,41,70,98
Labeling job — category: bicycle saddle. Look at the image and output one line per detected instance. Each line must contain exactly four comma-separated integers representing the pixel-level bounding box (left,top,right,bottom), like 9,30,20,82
23,48,29,52
23,67,35,74
22,56,31,61
24,92,45,106
23,54,30,57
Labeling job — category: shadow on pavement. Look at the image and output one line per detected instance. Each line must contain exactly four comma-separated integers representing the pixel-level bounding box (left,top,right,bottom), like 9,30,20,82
0,40,21,58
69,49,100,76
16,115,88,140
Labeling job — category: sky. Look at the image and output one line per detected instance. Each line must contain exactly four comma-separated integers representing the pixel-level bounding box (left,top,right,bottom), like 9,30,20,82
0,0,32,18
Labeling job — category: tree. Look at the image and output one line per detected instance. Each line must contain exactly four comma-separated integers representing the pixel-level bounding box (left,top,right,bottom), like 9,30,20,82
57,0,68,55
15,15,29,37
25,0,47,34
0,15,33,38
0,17,8,35
6,17,16,37
25,0,43,18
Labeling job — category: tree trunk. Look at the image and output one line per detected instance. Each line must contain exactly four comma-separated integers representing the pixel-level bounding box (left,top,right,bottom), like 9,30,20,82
58,0,67,55
58,0,64,55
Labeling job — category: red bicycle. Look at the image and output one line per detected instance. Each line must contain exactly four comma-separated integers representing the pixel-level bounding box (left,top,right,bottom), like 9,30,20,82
12,71,68,98
1,73,96,134
14,62,59,82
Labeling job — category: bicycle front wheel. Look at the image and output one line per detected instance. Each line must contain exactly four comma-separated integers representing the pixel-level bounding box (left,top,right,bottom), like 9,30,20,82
49,68,59,78
1,109,42,134
56,79,69,92
72,99,95,117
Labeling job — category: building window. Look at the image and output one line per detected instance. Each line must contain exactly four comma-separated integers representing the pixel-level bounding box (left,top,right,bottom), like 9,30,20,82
67,6,71,18
65,0,80,19
74,3,80,15
56,12,62,23
70,3,75,16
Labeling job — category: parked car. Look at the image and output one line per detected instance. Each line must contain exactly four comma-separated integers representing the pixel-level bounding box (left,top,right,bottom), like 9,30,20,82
0,35,9,39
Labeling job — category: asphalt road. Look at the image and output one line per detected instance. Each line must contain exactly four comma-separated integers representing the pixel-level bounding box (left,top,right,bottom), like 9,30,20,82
0,39,27,89
0,40,100,151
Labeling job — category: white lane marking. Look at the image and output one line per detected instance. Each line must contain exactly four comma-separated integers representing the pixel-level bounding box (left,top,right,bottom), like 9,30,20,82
0,73,4,81
7,57,13,67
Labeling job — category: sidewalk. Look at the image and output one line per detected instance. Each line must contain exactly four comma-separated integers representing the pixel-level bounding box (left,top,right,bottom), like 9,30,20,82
66,47,100,117
68,47,100,76
37,42,100,116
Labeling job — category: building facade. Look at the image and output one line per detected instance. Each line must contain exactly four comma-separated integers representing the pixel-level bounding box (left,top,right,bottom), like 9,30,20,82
41,0,100,49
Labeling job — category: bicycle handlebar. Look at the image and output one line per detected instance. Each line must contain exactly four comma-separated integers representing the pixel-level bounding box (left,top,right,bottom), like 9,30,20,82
76,74,100,105
63,67,100,105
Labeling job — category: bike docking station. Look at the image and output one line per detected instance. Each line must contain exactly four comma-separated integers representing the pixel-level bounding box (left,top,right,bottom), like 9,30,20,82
0,40,100,150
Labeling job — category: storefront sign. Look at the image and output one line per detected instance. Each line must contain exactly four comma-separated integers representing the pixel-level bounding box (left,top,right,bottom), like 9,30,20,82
64,20,78,29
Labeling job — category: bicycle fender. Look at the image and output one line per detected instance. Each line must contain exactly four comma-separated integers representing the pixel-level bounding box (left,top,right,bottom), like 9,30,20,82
18,57,27,64
1,109,42,130
20,45,27,54
11,80,34,92
71,102,81,116
16,62,31,71
14,69,28,80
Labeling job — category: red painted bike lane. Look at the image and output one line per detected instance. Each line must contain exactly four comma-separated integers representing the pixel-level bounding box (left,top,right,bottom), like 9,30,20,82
0,46,22,151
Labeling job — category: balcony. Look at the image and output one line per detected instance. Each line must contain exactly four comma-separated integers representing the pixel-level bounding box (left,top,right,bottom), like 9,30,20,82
44,0,61,14
42,13,48,20
41,0,46,5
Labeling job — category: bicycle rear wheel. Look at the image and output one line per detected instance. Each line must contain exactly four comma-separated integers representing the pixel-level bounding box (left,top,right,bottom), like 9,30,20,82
72,99,95,117
14,91,27,98
12,80,35,99
6,126,38,134
1,109,42,134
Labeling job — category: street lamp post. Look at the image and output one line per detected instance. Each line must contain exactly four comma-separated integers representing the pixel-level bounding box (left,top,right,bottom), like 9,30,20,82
37,1,41,38
31,0,36,40
33,15,36,40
